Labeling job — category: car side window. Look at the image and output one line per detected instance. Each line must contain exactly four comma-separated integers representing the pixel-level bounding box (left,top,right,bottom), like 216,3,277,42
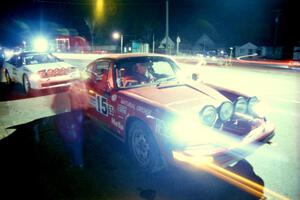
92,61,109,80
8,56,17,66
86,61,111,89
8,56,23,67
16,57,24,67
94,62,107,73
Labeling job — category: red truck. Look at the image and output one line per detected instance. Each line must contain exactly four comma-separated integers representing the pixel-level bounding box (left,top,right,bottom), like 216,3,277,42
55,35,89,53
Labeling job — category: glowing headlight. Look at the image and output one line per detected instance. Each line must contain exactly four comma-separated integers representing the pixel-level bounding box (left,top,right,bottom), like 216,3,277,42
199,105,217,126
219,101,234,121
248,96,259,115
234,97,247,113
169,117,217,146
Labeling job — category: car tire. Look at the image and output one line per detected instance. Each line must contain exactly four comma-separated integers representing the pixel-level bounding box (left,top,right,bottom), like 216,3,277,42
23,74,32,95
127,120,163,173
4,70,12,85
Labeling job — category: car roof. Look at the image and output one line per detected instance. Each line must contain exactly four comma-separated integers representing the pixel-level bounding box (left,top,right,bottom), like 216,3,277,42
93,53,173,61
15,51,49,57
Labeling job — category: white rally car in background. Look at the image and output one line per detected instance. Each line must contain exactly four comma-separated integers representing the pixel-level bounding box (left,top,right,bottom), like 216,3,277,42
3,52,80,94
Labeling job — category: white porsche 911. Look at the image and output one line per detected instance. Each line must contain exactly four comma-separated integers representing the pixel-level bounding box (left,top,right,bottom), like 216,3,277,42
3,52,80,94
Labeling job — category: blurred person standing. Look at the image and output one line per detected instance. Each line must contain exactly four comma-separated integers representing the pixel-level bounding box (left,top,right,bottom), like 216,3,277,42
52,80,89,169
0,46,4,67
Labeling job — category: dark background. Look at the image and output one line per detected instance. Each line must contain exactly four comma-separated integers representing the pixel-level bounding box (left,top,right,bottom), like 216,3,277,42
0,0,299,56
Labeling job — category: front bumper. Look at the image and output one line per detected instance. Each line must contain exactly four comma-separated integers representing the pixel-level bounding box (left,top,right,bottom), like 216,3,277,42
170,120,275,168
30,74,80,90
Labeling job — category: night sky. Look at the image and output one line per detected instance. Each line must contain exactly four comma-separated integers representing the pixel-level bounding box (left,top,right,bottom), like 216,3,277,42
0,0,298,49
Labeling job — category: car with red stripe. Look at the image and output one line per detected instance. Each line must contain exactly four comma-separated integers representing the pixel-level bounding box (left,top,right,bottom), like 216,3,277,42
3,51,80,94
73,53,275,172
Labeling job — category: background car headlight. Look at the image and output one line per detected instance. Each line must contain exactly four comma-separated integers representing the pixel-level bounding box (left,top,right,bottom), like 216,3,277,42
199,105,217,126
234,97,248,113
219,101,234,121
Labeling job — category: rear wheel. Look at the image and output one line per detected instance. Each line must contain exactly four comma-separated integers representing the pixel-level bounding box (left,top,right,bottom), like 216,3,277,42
23,74,31,95
127,120,163,173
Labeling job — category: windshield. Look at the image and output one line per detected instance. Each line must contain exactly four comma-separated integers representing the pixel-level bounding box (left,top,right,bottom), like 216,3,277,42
24,53,61,65
115,56,180,88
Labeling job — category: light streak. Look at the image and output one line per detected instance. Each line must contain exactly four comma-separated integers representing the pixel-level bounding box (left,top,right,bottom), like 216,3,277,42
173,151,290,200
235,54,292,67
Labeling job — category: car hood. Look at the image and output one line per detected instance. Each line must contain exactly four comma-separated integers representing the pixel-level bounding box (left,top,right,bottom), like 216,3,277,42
25,62,74,73
123,82,229,114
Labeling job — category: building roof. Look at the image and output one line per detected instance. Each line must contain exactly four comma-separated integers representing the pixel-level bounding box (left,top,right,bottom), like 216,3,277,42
159,36,175,48
195,34,215,47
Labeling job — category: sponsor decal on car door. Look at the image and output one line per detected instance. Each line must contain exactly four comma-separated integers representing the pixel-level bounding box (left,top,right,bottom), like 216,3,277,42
86,60,115,128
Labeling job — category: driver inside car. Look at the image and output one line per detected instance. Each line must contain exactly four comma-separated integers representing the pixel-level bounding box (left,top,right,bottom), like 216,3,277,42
132,62,154,84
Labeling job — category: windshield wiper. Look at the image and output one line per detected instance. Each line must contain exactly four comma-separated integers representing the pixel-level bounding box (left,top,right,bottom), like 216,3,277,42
155,76,178,87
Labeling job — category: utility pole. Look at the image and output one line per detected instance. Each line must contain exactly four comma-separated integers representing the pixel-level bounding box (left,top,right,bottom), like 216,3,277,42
176,36,181,55
120,34,123,53
272,9,282,57
165,0,169,54
152,34,155,53
274,12,280,47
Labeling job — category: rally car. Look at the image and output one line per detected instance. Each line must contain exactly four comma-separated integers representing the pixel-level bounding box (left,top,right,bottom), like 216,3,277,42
74,53,275,172
3,52,80,94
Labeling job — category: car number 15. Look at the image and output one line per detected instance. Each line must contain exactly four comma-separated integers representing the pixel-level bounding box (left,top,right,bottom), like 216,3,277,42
96,95,108,116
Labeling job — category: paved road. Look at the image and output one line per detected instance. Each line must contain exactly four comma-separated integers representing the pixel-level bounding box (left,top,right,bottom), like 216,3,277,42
195,65,300,200
0,57,299,200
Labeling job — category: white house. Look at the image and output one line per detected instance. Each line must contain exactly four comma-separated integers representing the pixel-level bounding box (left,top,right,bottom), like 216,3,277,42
235,42,258,58
293,46,300,60
194,34,215,52
159,36,175,50
259,46,283,59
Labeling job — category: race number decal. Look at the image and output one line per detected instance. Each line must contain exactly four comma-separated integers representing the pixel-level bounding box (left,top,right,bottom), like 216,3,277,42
96,95,108,116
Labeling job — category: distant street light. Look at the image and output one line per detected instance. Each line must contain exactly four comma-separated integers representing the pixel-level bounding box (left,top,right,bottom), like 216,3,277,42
112,32,123,53
112,32,120,40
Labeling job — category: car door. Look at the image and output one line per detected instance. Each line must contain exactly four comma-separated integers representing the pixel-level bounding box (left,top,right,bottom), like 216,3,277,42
6,55,23,83
86,60,115,129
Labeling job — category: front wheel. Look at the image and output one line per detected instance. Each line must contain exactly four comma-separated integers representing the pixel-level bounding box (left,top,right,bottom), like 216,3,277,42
23,74,32,95
127,120,163,173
